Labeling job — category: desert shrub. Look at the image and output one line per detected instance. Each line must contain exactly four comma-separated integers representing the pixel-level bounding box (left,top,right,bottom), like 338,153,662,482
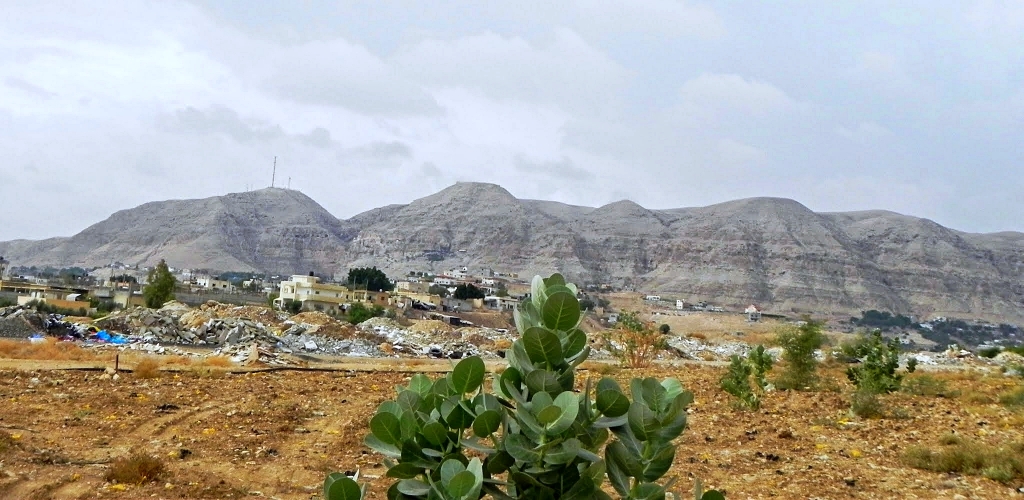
133,358,161,379
999,386,1024,408
106,453,166,484
906,357,917,373
325,274,722,500
902,375,957,398
774,319,825,390
903,439,1024,483
850,390,885,418
978,346,1002,358
603,311,667,369
720,345,773,410
659,323,670,334
846,330,904,394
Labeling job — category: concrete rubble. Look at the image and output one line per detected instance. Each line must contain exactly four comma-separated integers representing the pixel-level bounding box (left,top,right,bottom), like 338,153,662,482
4,302,1022,370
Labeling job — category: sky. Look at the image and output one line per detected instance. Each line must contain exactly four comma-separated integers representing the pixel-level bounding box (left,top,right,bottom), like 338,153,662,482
2,1,1023,241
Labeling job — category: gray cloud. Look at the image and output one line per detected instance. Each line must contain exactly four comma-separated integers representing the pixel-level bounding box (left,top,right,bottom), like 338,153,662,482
5,77,55,98
164,106,285,142
514,154,594,181
0,0,1022,241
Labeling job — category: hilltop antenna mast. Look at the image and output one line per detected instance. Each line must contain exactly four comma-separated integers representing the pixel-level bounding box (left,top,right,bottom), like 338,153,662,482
271,156,277,188
288,177,291,190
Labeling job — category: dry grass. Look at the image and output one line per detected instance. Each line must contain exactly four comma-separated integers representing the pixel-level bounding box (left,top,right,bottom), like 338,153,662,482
0,430,15,455
903,439,1024,483
902,374,959,398
999,386,1024,408
202,355,234,367
105,453,166,484
132,358,161,379
0,339,107,361
959,390,996,405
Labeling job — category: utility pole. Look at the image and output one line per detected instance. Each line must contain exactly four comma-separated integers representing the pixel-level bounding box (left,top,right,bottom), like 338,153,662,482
271,156,277,188
287,177,291,190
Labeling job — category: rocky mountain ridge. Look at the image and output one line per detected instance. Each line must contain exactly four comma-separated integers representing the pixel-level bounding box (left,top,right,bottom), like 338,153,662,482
1,183,1022,323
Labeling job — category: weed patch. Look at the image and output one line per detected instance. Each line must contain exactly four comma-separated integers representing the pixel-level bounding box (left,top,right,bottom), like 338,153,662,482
903,439,1024,483
999,386,1024,408
902,375,958,398
106,453,166,484
133,358,161,379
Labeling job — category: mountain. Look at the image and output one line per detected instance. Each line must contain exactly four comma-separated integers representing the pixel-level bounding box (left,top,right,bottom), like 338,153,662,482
0,189,352,273
2,182,1022,323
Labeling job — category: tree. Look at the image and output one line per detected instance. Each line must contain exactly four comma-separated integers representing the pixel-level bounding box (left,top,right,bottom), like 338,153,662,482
143,260,176,308
659,323,671,334
428,284,451,298
346,302,384,324
453,283,485,300
775,318,825,390
347,267,394,292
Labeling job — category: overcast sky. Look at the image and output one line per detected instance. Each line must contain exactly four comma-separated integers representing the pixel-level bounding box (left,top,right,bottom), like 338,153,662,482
2,1,1023,241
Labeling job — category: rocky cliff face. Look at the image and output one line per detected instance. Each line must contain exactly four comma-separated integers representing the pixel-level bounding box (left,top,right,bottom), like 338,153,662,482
1,182,1021,322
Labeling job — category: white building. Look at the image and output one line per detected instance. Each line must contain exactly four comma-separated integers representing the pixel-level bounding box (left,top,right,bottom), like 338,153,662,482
196,277,234,292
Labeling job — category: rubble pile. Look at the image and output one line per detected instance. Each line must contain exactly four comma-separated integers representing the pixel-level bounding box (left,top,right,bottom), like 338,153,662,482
180,301,288,331
663,336,752,361
358,317,513,359
289,311,358,338
0,315,38,339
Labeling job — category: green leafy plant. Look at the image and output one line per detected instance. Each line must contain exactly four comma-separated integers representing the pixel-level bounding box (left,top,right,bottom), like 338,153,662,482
774,319,824,391
720,345,773,410
846,330,903,394
603,311,668,368
326,274,723,500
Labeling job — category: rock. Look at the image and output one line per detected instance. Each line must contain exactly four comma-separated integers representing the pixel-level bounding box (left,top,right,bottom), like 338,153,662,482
304,341,318,351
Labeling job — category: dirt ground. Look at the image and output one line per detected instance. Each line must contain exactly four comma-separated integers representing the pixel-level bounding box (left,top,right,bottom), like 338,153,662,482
1,358,1023,499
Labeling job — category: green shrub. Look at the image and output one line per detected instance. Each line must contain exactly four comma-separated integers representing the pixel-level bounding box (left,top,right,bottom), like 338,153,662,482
774,319,825,391
850,389,885,418
325,274,723,500
978,346,1002,358
846,330,904,395
658,323,670,335
346,303,383,324
720,345,773,410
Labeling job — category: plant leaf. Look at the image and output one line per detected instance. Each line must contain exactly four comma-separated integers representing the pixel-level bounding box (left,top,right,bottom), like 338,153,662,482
542,291,581,331
448,471,477,498
472,409,502,437
371,412,403,446
386,462,423,479
627,402,658,441
525,369,562,395
451,356,485,394
596,389,630,418
396,479,431,496
523,327,564,368
323,473,362,500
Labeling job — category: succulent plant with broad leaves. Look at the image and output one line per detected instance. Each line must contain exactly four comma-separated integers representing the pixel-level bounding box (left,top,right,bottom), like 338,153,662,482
324,274,724,500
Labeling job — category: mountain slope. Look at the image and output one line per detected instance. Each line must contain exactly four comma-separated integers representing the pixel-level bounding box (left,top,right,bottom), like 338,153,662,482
1,182,1021,322
0,188,352,273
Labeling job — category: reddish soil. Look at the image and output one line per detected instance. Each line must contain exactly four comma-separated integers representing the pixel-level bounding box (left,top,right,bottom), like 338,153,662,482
0,361,1022,499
